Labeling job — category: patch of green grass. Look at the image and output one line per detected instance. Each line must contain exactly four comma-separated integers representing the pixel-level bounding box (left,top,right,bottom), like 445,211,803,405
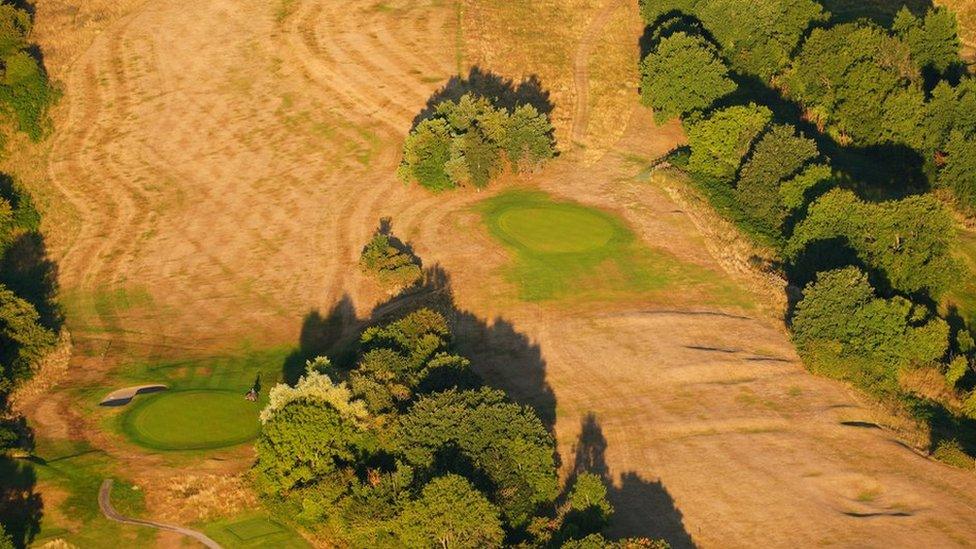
27,439,154,548
477,189,750,305
121,390,262,451
202,511,310,548
946,227,976,326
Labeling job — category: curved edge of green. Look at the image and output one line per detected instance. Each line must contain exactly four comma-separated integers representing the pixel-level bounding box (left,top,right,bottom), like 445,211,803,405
119,388,261,451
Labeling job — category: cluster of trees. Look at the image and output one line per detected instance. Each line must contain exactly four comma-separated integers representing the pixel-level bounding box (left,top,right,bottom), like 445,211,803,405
642,1,976,212
639,0,976,441
399,93,555,191
255,309,665,547
0,3,57,141
359,231,422,290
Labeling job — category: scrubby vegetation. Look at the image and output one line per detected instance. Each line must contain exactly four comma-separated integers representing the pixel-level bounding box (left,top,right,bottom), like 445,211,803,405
0,2,57,141
638,0,976,465
399,93,554,191
255,309,666,547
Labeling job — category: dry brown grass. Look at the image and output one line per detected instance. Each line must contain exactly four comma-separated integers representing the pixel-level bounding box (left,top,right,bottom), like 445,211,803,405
9,0,976,546
149,473,258,524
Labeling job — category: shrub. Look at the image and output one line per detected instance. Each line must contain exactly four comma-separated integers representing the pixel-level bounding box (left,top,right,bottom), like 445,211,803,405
359,234,421,289
0,4,57,140
945,356,969,389
639,31,735,122
932,438,973,469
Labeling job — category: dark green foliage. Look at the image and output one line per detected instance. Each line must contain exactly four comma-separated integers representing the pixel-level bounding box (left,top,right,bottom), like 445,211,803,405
939,131,976,210
783,22,922,146
640,32,736,122
893,6,961,75
788,189,960,298
359,233,422,289
562,534,671,549
255,400,372,494
396,387,558,528
792,267,949,394
395,474,505,548
686,104,771,184
0,4,56,140
735,124,819,236
400,94,554,191
0,283,53,394
558,473,613,542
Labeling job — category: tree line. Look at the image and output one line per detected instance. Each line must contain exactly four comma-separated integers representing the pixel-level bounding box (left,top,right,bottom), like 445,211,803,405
0,1,59,546
639,0,976,462
255,306,667,548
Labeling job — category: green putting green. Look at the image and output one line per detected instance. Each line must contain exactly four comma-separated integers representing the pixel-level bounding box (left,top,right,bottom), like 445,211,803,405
121,389,261,450
479,189,751,304
496,205,616,253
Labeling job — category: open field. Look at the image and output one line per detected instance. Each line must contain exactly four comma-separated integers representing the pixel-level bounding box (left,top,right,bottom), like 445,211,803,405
4,0,976,546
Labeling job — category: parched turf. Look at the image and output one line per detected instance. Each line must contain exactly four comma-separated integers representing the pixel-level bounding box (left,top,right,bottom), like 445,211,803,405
478,190,750,304
120,389,261,451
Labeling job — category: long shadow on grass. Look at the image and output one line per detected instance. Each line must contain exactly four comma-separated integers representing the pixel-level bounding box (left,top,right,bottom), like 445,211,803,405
281,264,557,432
0,454,42,548
569,413,694,548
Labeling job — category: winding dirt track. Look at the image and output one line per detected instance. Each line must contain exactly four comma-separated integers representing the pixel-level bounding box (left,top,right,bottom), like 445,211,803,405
23,0,976,546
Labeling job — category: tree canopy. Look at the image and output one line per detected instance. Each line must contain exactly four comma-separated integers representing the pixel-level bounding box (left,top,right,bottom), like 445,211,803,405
640,31,736,122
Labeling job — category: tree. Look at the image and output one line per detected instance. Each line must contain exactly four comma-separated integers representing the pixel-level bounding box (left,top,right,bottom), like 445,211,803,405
0,284,54,392
792,267,949,393
360,233,422,289
939,130,976,209
400,94,554,191
893,6,960,75
693,0,827,80
396,474,504,549
686,104,771,183
640,32,735,122
788,189,960,298
735,124,819,235
397,388,558,527
559,473,613,541
562,534,671,549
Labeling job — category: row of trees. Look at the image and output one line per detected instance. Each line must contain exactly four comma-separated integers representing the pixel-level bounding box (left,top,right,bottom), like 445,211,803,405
399,93,555,191
256,308,666,547
0,1,59,546
638,0,976,449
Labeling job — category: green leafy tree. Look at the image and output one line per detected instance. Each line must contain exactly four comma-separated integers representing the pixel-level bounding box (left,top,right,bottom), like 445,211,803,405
397,388,557,527
939,130,976,209
893,6,961,75
792,267,949,393
398,118,454,191
560,473,613,541
693,0,827,80
735,124,819,235
0,283,54,392
788,189,960,298
640,32,735,122
360,233,422,289
396,474,505,549
0,4,56,140
562,534,671,549
503,104,554,171
686,104,771,183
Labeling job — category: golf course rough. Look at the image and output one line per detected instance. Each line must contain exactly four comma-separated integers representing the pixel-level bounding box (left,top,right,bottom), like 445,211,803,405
120,389,261,450
479,189,746,303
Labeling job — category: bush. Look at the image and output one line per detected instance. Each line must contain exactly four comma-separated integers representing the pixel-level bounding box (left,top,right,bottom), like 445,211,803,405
946,356,969,389
932,438,973,469
400,93,554,190
0,5,57,140
359,234,421,289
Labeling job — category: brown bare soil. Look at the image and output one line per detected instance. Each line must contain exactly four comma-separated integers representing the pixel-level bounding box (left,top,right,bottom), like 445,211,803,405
9,0,976,546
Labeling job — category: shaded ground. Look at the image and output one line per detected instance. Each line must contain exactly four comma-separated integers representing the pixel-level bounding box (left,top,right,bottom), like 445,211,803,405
5,0,976,547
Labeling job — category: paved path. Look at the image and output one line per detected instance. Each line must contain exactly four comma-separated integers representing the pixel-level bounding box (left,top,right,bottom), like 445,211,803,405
98,479,222,548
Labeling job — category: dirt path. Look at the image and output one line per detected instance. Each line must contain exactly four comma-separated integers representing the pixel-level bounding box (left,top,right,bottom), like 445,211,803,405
98,479,221,548
570,0,623,146
19,0,976,546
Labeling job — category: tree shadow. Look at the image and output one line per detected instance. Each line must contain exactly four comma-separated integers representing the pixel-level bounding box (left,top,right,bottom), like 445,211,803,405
817,0,932,27
412,66,554,129
281,264,557,433
0,455,42,548
0,231,62,333
282,294,358,384
569,413,695,548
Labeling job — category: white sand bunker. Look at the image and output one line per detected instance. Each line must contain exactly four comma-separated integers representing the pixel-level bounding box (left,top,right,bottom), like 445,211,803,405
99,384,168,406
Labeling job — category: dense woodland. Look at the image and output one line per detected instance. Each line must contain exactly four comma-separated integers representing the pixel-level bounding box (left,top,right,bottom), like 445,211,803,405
0,0,58,546
640,0,976,462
